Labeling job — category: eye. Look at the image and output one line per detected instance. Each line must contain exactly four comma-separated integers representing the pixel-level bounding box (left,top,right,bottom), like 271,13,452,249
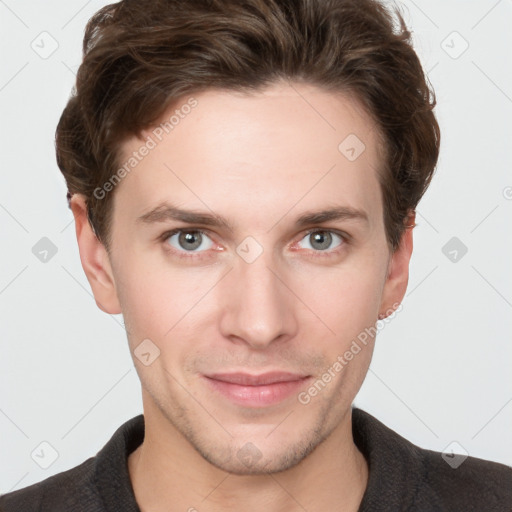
159,228,347,260
164,229,214,255
296,230,346,254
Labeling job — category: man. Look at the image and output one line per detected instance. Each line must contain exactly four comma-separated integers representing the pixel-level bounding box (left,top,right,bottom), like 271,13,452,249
1,0,511,510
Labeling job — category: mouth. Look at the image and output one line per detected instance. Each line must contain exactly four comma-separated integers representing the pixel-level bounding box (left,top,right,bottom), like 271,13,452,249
202,371,312,408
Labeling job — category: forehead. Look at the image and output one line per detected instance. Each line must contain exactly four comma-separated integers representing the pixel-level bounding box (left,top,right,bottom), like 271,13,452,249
113,81,384,231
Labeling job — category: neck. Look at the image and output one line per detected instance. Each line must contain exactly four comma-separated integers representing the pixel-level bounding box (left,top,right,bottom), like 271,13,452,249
128,401,368,512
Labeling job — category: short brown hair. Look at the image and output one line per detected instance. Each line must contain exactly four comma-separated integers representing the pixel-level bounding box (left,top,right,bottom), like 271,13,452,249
56,0,440,252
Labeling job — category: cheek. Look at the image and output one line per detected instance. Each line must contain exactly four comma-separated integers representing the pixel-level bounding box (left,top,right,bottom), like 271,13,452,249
111,252,167,341
113,253,219,345
291,257,386,336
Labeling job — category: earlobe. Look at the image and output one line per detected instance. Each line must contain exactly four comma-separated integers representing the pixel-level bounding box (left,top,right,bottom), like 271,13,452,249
70,194,122,315
378,212,415,319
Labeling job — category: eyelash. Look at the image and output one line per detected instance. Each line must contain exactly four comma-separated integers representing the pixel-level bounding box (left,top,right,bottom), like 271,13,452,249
158,228,349,260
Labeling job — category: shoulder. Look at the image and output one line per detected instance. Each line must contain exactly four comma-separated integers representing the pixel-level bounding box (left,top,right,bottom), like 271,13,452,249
417,445,512,510
0,457,101,512
352,407,512,511
0,414,144,512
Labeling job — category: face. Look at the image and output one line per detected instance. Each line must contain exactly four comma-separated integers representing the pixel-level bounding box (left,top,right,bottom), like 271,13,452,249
74,81,411,475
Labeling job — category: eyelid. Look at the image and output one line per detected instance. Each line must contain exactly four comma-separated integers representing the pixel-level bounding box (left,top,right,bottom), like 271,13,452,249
301,227,350,241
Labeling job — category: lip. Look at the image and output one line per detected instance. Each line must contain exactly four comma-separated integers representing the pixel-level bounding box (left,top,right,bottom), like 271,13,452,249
203,371,311,407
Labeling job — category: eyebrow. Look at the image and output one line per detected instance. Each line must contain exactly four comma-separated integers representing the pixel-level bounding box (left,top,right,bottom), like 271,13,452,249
136,202,369,231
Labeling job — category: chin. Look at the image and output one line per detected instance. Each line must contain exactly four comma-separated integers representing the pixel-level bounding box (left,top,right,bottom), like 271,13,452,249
192,424,329,476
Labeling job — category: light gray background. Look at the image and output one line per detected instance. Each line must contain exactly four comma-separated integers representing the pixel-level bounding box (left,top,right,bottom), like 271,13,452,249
1,0,511,493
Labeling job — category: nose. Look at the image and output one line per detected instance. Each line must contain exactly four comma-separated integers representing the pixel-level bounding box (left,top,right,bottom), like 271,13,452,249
218,250,298,350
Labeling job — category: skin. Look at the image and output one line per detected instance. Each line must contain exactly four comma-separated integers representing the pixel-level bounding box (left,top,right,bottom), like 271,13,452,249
70,80,414,512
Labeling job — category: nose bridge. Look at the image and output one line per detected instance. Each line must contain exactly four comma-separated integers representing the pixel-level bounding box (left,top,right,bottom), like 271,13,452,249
219,246,295,348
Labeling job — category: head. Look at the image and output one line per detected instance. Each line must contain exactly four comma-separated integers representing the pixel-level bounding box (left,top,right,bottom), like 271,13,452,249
58,0,439,475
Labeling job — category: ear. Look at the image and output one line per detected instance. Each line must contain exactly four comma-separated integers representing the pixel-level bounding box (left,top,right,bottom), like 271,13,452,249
69,194,122,315
378,212,415,318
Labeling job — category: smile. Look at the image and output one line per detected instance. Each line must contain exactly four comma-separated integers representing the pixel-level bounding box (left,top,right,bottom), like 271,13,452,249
202,371,312,407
